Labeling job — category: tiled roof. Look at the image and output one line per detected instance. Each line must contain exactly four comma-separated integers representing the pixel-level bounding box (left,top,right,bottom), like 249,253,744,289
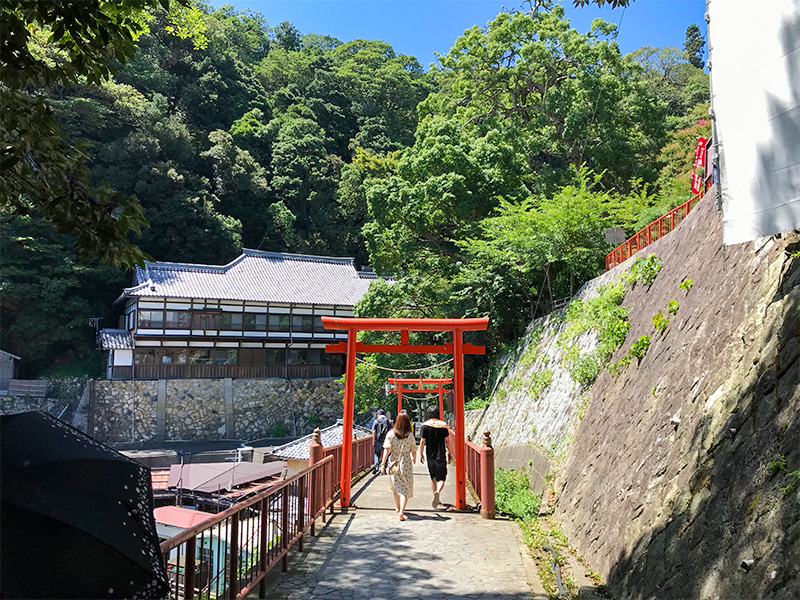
166,461,286,493
271,422,372,460
154,506,216,530
98,329,133,350
151,468,171,490
123,249,377,305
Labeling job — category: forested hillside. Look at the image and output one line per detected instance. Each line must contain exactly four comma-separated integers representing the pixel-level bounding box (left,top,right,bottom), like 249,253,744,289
1,1,709,381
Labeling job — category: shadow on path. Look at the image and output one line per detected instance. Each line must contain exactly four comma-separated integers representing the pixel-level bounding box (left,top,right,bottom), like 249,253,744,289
256,463,546,599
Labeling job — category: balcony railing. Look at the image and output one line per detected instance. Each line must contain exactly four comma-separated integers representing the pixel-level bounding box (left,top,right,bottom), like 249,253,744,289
110,364,341,380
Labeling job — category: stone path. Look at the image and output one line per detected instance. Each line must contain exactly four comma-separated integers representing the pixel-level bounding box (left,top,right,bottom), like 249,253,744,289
257,463,548,600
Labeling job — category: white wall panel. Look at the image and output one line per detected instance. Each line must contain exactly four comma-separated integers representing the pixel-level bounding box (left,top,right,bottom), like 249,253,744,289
710,0,800,243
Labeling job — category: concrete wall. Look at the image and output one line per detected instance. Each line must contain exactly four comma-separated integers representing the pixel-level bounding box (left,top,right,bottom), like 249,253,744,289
89,377,344,444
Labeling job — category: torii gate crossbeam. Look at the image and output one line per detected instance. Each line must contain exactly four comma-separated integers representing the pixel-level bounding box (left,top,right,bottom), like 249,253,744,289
387,377,452,421
322,317,488,510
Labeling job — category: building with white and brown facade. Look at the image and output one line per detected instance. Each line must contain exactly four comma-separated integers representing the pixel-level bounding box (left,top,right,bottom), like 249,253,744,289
99,250,378,380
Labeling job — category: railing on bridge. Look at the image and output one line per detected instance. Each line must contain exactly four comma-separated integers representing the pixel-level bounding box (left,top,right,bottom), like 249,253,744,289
323,436,374,490
605,193,703,271
160,433,373,600
465,431,495,519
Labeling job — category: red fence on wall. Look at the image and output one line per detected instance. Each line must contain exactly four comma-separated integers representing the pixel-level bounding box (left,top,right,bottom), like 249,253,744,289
605,193,703,271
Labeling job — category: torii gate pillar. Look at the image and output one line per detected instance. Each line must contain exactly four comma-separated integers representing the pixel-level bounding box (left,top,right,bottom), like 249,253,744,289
340,327,357,508
452,328,467,509
323,316,488,511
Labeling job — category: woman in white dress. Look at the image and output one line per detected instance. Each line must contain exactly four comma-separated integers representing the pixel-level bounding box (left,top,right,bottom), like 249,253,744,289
380,412,417,521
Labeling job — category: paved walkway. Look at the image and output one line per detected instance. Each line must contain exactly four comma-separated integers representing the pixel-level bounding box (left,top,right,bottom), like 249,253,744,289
258,463,548,600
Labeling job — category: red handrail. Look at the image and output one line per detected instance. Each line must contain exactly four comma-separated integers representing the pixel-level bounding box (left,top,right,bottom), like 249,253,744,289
159,435,374,600
464,432,495,519
606,193,703,270
465,439,482,501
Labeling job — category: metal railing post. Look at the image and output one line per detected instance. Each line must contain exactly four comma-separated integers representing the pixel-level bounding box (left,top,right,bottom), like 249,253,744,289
228,513,239,599
297,477,305,552
308,428,323,535
479,430,495,519
184,536,196,600
258,497,268,598
281,487,290,572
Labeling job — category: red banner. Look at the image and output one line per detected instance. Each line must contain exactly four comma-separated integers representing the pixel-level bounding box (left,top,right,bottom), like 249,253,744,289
691,137,708,194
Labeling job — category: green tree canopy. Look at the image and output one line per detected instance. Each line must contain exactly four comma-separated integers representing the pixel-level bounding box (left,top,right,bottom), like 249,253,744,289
0,0,206,267
423,7,666,194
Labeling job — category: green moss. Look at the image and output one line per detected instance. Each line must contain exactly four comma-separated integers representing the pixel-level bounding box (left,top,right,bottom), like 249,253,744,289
557,280,631,385
528,369,553,400
520,326,545,366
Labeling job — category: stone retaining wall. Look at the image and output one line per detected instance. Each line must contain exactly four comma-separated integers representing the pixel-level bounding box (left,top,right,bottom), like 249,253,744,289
0,377,88,421
90,377,344,444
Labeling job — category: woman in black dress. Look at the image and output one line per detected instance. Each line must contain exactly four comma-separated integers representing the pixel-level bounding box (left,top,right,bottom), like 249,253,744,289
418,405,454,508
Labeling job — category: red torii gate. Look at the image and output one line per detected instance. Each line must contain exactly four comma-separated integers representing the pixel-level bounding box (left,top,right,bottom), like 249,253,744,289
387,377,452,420
322,316,488,510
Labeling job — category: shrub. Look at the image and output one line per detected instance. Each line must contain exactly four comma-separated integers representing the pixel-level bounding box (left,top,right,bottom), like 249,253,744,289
651,310,669,333
570,354,600,387
465,396,491,410
576,394,591,419
631,254,663,286
769,455,787,473
629,336,651,361
270,422,287,437
679,278,694,292
668,299,679,315
495,468,542,520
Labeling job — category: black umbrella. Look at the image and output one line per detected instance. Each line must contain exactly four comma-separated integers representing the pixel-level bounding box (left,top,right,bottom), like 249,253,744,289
1,411,169,599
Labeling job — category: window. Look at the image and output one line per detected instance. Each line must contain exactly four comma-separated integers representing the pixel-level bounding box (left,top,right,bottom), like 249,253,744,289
220,313,243,330
192,312,220,330
189,349,211,364
308,349,322,365
313,316,327,333
239,348,266,366
138,310,164,329
161,349,187,365
213,349,238,364
288,349,308,365
164,311,191,329
269,314,290,332
134,349,157,365
265,349,286,365
244,313,267,331
292,315,314,333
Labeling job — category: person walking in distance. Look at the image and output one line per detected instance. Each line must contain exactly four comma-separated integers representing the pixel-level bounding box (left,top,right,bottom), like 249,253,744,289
371,408,391,474
418,405,453,509
380,412,416,521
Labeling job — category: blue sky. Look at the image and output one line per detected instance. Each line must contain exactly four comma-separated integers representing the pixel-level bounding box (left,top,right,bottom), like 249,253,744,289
210,0,707,67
